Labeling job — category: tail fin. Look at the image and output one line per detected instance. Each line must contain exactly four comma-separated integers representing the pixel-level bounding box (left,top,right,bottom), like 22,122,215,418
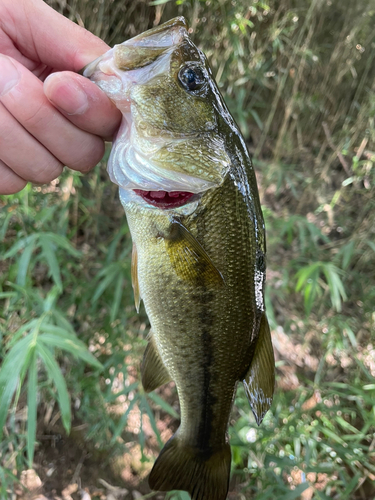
149,435,231,500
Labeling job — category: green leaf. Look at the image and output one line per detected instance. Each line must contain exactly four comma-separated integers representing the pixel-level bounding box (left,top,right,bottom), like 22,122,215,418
39,332,102,370
342,472,362,499
43,286,62,312
110,395,138,444
363,384,375,390
295,262,321,314
322,263,347,312
106,381,140,403
6,319,39,349
110,271,125,322
166,492,191,500
141,394,162,447
139,406,146,461
104,226,129,265
0,334,35,437
0,292,17,299
2,234,38,260
147,392,179,419
39,235,62,290
37,342,71,433
339,241,355,270
344,325,357,348
295,261,347,314
51,309,76,334
40,232,80,257
16,239,36,286
336,415,360,434
177,493,191,500
317,425,345,444
92,263,123,302
295,262,320,292
250,109,264,130
27,348,38,466
0,210,13,241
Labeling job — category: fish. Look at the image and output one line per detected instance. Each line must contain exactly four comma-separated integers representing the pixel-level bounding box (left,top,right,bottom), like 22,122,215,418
82,17,275,500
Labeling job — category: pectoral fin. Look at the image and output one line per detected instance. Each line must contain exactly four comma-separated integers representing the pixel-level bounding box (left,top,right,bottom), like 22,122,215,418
131,243,141,313
243,313,275,425
165,220,225,288
141,333,172,392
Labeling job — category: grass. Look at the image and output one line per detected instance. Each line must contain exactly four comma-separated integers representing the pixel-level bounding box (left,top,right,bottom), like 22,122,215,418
1,0,375,498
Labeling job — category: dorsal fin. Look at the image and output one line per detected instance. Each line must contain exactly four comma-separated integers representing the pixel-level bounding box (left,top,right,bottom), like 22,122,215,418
243,313,275,425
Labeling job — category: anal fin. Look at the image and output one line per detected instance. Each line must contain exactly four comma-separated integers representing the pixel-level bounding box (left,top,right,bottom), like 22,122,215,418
243,313,275,425
141,332,171,392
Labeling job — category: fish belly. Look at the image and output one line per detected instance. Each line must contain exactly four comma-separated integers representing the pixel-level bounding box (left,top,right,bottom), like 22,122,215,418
125,180,260,448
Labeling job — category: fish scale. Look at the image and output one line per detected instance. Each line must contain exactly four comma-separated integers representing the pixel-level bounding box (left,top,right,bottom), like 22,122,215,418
82,16,275,500
126,173,260,450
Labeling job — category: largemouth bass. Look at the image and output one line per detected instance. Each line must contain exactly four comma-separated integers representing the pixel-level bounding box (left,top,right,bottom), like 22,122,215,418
83,17,275,500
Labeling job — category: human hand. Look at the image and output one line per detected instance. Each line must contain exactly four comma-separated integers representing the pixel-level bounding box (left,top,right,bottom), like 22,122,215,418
0,0,122,194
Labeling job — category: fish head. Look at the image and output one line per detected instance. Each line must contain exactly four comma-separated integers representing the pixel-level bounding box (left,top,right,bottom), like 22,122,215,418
83,17,233,211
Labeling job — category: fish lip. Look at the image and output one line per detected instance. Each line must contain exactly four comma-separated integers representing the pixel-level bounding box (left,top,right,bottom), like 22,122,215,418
133,190,198,209
127,17,188,47
80,17,189,78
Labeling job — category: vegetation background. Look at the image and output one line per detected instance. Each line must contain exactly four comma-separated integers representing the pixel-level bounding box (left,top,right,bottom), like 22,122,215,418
1,0,374,499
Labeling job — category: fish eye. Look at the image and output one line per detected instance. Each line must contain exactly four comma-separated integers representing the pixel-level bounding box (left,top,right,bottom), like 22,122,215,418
178,65,206,92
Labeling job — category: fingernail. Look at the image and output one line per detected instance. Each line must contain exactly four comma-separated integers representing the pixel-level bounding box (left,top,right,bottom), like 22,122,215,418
0,55,20,96
44,74,89,115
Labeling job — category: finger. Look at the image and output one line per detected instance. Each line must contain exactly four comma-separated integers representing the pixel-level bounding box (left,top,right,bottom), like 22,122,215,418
0,55,105,173
0,159,27,195
44,72,121,139
0,101,63,183
2,0,110,71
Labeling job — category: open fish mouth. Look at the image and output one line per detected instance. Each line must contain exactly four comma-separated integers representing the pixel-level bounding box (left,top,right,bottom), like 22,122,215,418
82,17,231,211
133,189,195,209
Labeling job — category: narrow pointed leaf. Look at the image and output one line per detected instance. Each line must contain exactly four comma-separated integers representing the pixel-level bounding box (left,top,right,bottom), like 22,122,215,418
39,332,102,369
110,271,125,322
141,394,162,446
2,234,38,259
37,342,71,433
147,391,179,419
40,236,62,289
16,239,36,286
40,233,81,257
6,319,39,349
0,335,34,436
92,264,120,302
110,396,138,444
27,348,38,466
